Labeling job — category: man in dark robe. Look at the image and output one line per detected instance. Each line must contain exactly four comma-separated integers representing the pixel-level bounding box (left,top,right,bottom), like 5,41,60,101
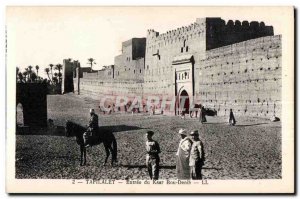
229,109,236,126
199,106,207,123
83,108,99,147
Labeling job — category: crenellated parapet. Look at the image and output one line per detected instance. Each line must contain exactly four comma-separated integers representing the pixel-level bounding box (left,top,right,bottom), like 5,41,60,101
206,18,274,50
146,18,274,50
146,21,205,45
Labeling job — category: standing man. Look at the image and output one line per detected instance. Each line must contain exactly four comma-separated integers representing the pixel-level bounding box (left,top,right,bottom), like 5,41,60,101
83,108,99,148
176,129,192,179
145,131,161,180
189,130,205,180
229,109,236,126
199,105,207,124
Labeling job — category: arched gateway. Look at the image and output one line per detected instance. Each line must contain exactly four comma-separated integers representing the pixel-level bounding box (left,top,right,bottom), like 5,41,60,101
180,90,190,114
173,55,195,115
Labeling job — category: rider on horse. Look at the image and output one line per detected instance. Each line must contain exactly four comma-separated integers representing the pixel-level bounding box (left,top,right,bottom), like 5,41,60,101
84,108,99,148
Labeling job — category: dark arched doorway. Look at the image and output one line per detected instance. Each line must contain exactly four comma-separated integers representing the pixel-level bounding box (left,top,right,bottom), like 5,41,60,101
16,103,24,126
180,90,190,114
16,83,48,127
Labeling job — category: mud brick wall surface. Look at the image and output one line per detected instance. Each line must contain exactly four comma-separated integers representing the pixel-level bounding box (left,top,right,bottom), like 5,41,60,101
114,38,146,81
144,18,206,98
197,35,281,118
69,18,281,119
79,79,144,100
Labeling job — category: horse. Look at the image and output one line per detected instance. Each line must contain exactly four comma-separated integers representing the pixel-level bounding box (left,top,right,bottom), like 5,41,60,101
65,121,118,166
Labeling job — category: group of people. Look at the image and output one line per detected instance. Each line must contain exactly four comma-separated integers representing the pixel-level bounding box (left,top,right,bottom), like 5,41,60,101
181,106,237,126
180,106,207,124
145,129,205,180
83,107,236,180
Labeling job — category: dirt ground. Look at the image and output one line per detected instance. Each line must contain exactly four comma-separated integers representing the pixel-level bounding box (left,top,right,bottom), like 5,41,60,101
15,94,282,180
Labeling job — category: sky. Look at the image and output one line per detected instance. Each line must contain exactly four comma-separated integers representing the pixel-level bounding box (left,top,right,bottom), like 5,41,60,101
6,6,287,78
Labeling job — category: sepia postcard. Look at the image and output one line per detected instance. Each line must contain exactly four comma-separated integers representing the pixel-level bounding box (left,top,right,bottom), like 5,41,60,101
6,6,294,194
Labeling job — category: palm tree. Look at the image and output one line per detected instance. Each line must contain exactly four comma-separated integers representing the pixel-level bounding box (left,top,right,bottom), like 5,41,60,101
52,76,58,85
49,64,54,79
28,65,33,72
55,64,63,83
16,67,19,82
35,65,39,77
44,68,51,82
87,58,96,71
58,73,62,84
22,71,28,82
27,66,33,82
30,72,37,82
17,72,23,83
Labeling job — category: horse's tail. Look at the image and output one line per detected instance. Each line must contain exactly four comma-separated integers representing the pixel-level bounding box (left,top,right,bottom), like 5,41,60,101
111,134,118,162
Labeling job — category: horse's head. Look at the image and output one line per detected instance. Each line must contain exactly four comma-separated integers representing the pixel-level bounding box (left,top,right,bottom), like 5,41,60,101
65,120,86,137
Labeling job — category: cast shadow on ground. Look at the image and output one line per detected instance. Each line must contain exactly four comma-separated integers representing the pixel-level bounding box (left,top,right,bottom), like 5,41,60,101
119,164,222,171
16,124,143,136
100,125,144,133
16,126,66,136
234,123,268,127
203,122,228,124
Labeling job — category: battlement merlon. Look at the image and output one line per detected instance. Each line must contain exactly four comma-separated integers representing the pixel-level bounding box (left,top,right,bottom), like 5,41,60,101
205,18,274,50
146,18,274,49
205,17,274,34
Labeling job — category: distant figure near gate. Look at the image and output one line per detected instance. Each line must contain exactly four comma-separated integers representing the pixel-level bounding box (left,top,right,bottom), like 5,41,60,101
229,109,236,126
176,129,192,179
199,105,207,124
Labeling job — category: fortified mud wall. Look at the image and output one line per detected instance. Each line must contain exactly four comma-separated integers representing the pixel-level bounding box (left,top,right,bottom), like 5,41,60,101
144,18,207,98
197,35,282,118
114,38,146,81
69,18,281,118
78,78,143,99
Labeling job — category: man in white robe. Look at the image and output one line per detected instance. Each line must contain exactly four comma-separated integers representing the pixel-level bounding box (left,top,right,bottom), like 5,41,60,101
176,129,192,179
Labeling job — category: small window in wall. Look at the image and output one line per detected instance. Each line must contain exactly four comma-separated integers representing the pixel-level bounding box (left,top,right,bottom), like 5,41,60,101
140,69,142,73
181,47,183,53
184,72,187,79
186,46,189,52
147,65,149,70
134,70,135,74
